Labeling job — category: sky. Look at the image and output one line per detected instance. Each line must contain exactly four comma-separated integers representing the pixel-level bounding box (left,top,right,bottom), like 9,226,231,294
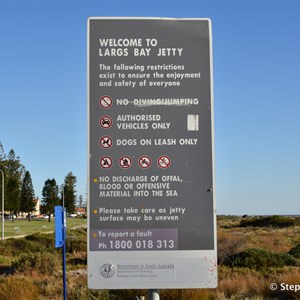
0,0,299,215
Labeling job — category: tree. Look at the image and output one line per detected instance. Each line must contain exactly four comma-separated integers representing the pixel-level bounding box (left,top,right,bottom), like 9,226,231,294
5,149,25,217
78,194,83,208
6,177,20,219
62,172,77,214
5,149,25,179
41,178,59,222
0,142,5,162
20,171,36,221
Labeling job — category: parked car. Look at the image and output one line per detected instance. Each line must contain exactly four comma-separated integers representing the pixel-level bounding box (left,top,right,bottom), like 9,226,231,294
7,214,16,220
67,213,77,218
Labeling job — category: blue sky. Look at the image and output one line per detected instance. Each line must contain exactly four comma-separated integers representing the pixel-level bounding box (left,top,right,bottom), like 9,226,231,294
0,0,299,215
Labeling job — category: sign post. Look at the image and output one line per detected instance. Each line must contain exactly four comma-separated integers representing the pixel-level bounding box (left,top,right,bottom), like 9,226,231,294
87,17,217,290
55,206,67,300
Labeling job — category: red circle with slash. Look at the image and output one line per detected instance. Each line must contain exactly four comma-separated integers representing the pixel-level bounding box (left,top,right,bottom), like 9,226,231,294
100,156,112,169
157,155,171,169
99,95,112,109
99,116,113,129
99,136,113,149
138,155,152,169
119,156,132,169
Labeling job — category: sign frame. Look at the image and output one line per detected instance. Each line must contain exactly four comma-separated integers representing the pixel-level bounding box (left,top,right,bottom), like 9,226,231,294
87,17,217,290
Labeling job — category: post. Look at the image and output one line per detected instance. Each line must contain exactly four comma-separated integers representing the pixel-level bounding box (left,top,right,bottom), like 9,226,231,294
147,289,160,300
62,208,67,300
62,187,67,300
55,205,67,300
0,169,4,241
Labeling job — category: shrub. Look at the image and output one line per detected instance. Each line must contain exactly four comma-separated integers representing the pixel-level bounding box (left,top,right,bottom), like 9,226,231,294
224,248,298,269
66,237,87,253
12,252,61,275
218,232,247,264
68,227,87,237
25,232,54,249
4,238,37,255
288,244,300,259
240,215,297,228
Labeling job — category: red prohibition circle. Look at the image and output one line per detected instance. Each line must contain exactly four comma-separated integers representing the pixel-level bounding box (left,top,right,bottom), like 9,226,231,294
99,136,113,149
100,156,112,169
138,155,152,169
99,115,113,129
157,155,171,169
119,156,132,169
99,95,112,109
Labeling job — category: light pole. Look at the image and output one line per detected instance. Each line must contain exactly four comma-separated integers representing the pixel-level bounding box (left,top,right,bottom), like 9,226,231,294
0,168,4,241
62,184,65,209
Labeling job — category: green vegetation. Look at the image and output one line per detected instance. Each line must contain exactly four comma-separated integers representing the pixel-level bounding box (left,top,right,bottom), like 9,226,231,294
1,216,300,299
224,248,298,268
240,215,298,228
20,171,36,220
288,244,300,259
0,141,86,220
2,217,86,238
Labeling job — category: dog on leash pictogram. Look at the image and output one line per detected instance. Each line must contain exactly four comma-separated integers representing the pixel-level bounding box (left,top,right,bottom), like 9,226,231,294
100,136,113,149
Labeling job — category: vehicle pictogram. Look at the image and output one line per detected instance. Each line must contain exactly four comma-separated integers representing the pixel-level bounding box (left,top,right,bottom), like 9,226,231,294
157,155,171,169
138,155,152,169
100,156,112,169
99,116,113,129
99,95,112,109
99,136,113,149
119,156,132,169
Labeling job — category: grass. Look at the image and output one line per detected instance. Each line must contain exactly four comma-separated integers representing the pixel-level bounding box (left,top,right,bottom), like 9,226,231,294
1,217,86,238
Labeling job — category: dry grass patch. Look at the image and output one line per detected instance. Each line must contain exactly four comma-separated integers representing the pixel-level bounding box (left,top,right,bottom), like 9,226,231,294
0,275,39,300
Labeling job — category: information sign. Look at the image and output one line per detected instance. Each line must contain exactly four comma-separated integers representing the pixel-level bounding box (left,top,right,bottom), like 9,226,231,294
55,206,65,248
87,17,217,289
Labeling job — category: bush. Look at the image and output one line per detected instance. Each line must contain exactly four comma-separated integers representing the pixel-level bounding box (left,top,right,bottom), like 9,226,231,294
25,232,54,249
288,244,300,259
240,215,297,228
224,248,298,269
12,252,61,275
66,237,87,253
218,233,247,264
4,238,38,255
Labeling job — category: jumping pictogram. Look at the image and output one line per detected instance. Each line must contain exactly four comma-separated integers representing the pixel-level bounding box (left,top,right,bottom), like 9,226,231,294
99,136,113,149
99,116,113,129
138,155,152,169
99,95,112,109
119,156,132,169
100,156,112,169
157,155,171,169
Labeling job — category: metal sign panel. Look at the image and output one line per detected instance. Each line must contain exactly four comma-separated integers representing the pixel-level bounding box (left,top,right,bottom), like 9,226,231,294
55,206,64,248
87,17,217,289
